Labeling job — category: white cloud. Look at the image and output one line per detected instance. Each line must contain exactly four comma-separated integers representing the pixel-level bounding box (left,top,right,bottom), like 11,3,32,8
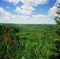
21,0,48,5
4,0,21,4
0,7,9,19
48,0,60,17
20,5,35,11
16,0,49,15
4,0,49,5
48,6,57,16
0,7,56,24
4,0,49,15
57,0,60,3
30,15,56,24
16,7,33,15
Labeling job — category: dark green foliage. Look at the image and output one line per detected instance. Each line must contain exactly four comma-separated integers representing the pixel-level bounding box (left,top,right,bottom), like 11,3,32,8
49,40,60,59
54,3,60,25
57,9,60,14
54,24,60,36
56,28,60,36
0,24,60,59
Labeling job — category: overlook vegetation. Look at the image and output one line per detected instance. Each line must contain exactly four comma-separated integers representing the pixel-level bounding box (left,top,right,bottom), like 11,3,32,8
0,24,60,59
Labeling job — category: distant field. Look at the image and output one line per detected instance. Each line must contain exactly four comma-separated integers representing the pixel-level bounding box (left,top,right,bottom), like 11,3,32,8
0,24,60,59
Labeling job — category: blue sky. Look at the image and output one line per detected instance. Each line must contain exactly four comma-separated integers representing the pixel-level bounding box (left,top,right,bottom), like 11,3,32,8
0,0,59,24
0,0,56,15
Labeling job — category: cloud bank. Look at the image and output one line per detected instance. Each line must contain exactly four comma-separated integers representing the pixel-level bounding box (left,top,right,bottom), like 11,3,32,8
0,0,58,24
0,7,56,24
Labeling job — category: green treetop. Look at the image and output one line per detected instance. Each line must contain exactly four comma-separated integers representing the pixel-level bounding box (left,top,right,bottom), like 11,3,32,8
54,3,60,24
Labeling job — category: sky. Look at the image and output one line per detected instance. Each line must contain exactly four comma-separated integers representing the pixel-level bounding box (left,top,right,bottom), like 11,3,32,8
0,0,59,24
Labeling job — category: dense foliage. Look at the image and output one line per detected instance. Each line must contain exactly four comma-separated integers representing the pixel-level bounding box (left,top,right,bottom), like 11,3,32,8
54,3,60,25
0,24,60,59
